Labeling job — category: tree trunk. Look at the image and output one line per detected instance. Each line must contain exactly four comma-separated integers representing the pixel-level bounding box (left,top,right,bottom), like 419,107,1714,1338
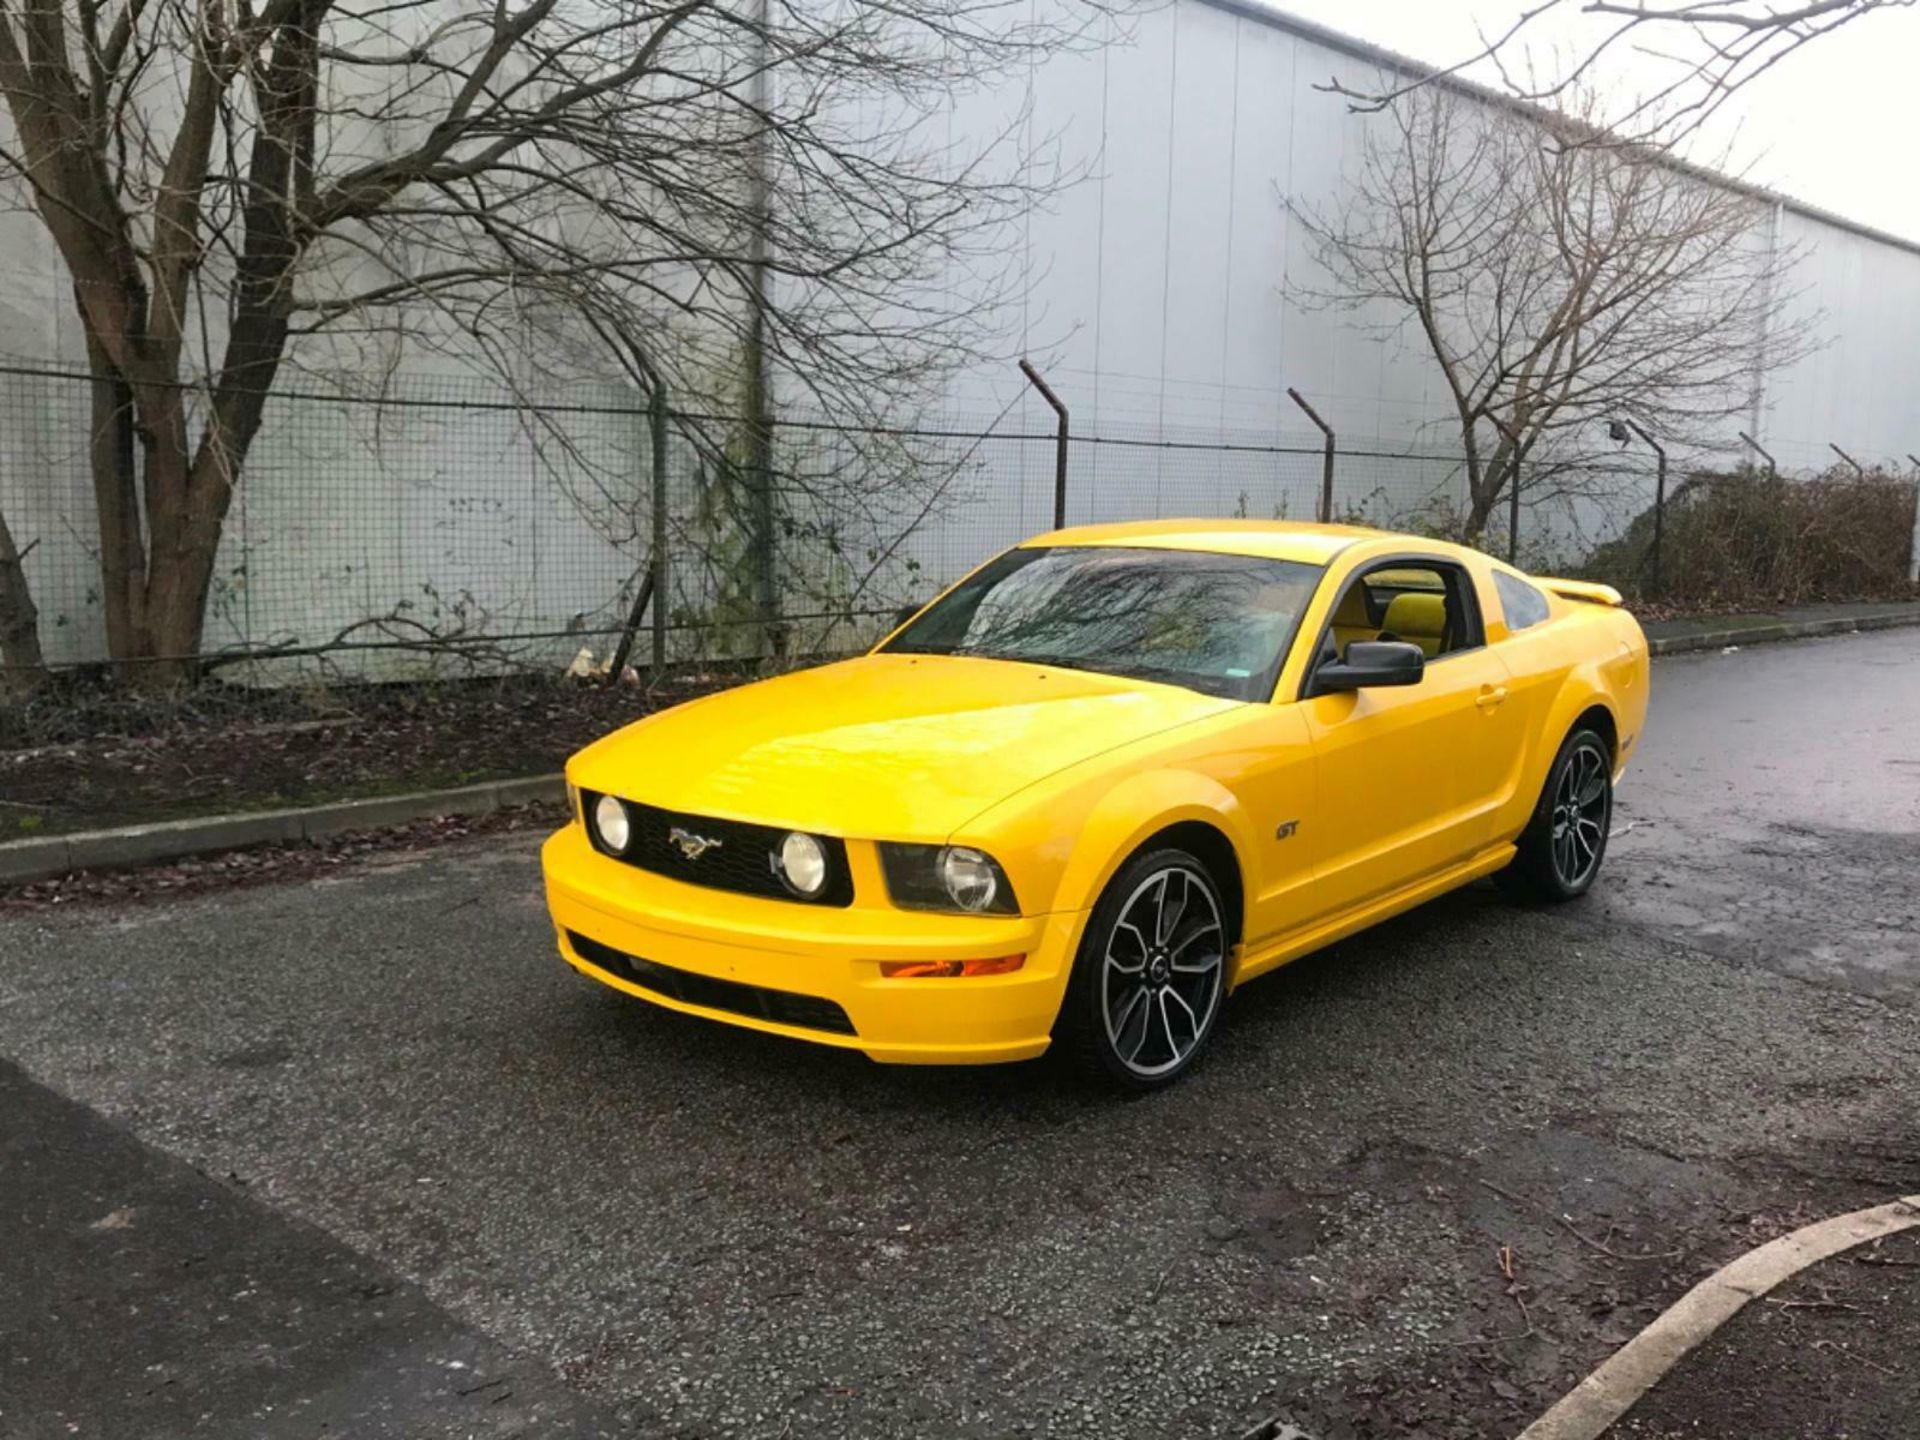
127,313,292,692
140,453,232,690
111,7,316,694
127,430,209,692
1464,484,1501,543
84,328,149,666
0,502,46,696
139,551,218,690
1463,434,1523,544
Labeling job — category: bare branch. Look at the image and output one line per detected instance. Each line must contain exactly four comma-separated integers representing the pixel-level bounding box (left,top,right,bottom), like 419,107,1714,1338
0,0,1123,684
1292,82,1816,542
1320,0,1911,145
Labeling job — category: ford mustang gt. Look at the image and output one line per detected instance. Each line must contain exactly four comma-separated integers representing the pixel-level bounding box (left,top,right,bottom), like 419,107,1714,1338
543,520,1649,1088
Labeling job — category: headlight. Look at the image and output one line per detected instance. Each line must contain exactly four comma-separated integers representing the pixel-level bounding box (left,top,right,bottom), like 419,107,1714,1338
775,830,828,897
878,842,1020,916
939,847,1002,913
592,793,631,853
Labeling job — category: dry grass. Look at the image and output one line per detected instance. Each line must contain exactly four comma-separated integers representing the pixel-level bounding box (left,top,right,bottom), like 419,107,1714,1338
1587,466,1919,609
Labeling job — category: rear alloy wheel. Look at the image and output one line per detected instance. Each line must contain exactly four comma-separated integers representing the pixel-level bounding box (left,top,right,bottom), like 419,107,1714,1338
1498,726,1613,902
1059,849,1228,1090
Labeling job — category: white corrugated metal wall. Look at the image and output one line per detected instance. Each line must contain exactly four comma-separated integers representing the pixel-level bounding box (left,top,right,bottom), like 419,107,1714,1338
952,1,1920,455
2,1,1916,668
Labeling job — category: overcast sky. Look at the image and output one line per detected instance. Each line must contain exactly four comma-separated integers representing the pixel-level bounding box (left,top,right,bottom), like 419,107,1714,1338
1268,0,1920,244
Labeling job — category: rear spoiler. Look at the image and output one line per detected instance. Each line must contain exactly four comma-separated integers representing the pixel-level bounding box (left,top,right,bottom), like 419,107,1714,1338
1538,577,1624,607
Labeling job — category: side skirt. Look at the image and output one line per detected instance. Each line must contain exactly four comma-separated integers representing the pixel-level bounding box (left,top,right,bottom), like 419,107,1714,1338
1228,842,1518,990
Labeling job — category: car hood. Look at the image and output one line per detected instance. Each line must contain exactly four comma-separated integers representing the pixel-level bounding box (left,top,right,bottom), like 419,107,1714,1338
568,652,1238,839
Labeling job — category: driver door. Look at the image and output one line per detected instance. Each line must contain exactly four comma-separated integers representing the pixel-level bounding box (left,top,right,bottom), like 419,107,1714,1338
1295,557,1520,923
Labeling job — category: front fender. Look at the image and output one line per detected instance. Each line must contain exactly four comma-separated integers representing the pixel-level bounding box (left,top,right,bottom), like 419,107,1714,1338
1053,769,1259,916
958,765,1257,922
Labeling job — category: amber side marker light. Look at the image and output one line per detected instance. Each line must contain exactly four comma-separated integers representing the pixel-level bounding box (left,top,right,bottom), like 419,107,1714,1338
881,955,1026,979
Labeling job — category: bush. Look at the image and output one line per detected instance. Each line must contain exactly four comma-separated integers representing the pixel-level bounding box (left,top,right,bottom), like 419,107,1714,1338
1586,466,1919,609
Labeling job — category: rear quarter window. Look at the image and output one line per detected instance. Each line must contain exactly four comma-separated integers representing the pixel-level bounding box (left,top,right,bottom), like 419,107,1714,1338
1494,571,1553,632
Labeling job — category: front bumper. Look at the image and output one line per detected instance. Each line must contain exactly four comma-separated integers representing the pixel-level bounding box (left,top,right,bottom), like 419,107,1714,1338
541,826,1084,1064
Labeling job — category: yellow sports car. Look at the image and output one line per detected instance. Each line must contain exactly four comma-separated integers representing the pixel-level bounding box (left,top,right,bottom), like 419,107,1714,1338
543,520,1648,1088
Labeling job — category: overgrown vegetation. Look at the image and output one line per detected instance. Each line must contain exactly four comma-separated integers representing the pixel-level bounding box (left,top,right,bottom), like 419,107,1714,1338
1586,466,1919,609
0,670,733,837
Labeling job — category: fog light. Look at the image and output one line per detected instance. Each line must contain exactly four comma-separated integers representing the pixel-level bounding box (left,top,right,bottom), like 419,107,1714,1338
776,831,828,897
881,954,1026,979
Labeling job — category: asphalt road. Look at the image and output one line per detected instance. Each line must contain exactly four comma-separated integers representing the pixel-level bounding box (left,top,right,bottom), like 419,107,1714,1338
1598,627,1920,1000
2,629,1917,1439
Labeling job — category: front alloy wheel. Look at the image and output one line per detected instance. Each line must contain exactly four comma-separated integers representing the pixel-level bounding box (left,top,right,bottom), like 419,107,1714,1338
1061,849,1228,1089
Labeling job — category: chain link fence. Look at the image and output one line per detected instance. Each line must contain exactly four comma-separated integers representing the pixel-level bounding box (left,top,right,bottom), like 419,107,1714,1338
1,360,1913,688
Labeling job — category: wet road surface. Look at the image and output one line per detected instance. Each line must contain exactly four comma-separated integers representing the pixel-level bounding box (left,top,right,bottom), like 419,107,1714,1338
1598,627,1920,1000
1,629,1916,1438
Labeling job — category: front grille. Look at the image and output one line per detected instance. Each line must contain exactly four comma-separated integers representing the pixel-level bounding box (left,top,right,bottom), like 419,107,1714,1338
566,930,857,1036
581,793,854,907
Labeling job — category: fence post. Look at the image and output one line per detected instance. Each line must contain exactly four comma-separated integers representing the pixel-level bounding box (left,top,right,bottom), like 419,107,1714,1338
1624,421,1668,596
606,566,654,685
1019,359,1069,528
650,383,669,673
745,413,780,661
1286,388,1335,524
744,0,779,660
607,382,669,685
1738,430,1776,477
1906,455,1920,585
1829,442,1866,479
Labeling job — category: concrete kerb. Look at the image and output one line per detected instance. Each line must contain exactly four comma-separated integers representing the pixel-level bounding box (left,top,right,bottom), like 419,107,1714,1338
1516,1194,1920,1440
1647,607,1920,656
0,774,564,887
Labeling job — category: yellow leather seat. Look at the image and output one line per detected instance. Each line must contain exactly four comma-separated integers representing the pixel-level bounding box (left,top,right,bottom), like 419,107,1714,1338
1380,591,1448,657
1330,584,1376,656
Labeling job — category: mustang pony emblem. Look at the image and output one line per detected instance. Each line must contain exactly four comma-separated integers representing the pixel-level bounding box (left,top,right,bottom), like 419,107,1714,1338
668,826,724,861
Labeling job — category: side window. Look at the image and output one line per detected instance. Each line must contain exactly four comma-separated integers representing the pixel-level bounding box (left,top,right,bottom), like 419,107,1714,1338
1323,561,1481,663
1494,571,1552,632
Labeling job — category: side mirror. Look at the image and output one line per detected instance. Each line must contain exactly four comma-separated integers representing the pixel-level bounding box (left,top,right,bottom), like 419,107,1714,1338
1310,640,1426,695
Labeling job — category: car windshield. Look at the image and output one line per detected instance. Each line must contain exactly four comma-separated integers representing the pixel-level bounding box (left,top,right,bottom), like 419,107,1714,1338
883,545,1323,700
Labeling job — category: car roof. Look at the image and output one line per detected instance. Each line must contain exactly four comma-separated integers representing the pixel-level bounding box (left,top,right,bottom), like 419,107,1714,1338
1021,518,1478,568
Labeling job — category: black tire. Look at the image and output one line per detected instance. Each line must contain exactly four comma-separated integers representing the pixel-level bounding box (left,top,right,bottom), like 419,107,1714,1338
1055,847,1229,1091
1497,725,1614,903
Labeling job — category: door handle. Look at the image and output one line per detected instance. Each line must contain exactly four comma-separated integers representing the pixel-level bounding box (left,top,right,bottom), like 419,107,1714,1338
1475,685,1509,710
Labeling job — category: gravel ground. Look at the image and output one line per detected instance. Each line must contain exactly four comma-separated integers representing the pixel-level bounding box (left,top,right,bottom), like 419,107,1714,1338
1,628,1917,1439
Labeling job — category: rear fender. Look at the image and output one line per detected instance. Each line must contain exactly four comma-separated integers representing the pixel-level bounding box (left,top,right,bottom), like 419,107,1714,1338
1536,656,1637,794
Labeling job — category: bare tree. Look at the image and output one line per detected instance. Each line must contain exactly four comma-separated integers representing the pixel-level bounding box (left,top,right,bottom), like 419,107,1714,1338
0,505,40,692
1292,84,1809,543
1323,1,1908,140
0,0,1110,690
